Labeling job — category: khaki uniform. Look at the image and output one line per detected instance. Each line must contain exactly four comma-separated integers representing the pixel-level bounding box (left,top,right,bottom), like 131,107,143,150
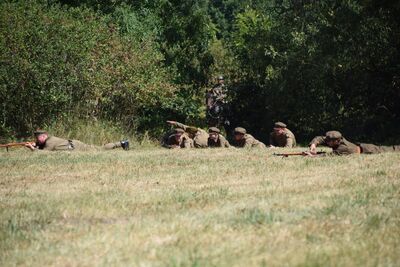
359,143,400,154
310,136,400,155
165,133,194,148
269,128,296,148
206,84,227,108
208,134,231,148
233,134,266,148
174,122,209,148
36,136,121,151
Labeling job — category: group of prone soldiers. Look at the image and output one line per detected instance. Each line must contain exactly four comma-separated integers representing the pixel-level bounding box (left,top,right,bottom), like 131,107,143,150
161,121,400,156
23,122,399,156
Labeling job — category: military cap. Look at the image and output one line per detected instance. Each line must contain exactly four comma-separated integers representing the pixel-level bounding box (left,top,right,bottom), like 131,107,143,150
34,129,47,136
208,127,220,134
325,131,342,140
274,122,287,128
184,126,199,134
174,128,185,134
234,127,246,134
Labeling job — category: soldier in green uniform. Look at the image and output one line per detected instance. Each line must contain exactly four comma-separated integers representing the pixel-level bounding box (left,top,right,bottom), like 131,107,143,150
232,127,266,148
25,130,129,151
269,122,296,148
163,128,194,149
308,130,400,155
166,120,208,148
206,75,230,127
208,127,231,148
206,76,228,112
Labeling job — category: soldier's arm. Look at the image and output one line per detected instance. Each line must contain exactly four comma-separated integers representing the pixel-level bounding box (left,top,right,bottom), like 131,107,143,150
182,137,193,148
224,139,231,148
25,142,37,151
285,136,294,148
169,121,199,134
220,135,231,148
177,122,201,136
309,136,326,153
269,133,275,147
174,121,188,130
166,121,186,130
243,137,253,148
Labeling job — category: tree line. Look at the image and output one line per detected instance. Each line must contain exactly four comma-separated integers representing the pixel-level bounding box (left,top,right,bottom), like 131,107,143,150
1,0,399,144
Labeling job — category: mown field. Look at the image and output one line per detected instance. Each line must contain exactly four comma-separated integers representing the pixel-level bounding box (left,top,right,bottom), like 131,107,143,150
1,148,399,266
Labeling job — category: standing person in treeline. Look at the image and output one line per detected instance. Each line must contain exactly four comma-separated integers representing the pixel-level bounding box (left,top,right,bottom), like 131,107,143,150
206,76,227,113
206,75,229,127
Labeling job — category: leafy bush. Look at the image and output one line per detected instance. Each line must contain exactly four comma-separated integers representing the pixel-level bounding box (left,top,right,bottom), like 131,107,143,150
0,0,201,138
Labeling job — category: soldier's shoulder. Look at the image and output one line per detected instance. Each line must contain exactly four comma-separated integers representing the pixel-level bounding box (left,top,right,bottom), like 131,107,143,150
244,134,255,140
218,134,227,140
47,136,67,143
285,128,295,136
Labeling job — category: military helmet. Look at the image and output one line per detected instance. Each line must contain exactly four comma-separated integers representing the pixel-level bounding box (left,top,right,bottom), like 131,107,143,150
325,130,342,140
234,127,246,134
274,122,287,128
208,127,220,134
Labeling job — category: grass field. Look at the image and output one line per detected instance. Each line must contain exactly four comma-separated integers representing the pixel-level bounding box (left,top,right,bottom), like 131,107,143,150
1,147,399,266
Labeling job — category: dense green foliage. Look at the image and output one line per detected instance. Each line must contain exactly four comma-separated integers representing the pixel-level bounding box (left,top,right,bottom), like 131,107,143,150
0,0,200,138
1,0,399,143
226,1,400,143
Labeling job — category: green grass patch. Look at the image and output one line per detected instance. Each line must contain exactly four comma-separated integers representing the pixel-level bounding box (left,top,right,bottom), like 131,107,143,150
1,148,399,266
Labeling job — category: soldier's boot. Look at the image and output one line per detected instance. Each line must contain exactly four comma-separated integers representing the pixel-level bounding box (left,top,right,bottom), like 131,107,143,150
120,140,130,150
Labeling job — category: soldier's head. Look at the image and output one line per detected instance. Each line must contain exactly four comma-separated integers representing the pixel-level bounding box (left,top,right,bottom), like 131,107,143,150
234,127,246,141
208,127,220,142
34,129,48,144
184,127,197,139
325,131,342,148
217,75,224,85
273,122,287,135
174,128,185,141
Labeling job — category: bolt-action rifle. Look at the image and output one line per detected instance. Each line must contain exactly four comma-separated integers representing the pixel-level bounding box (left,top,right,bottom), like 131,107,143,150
0,141,35,152
273,151,326,157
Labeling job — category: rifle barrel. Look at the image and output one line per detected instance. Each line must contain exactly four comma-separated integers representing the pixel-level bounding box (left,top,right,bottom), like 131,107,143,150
273,151,326,157
273,152,304,156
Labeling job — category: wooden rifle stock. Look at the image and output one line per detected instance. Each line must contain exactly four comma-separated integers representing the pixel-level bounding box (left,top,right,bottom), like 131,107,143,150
273,151,326,157
0,141,35,151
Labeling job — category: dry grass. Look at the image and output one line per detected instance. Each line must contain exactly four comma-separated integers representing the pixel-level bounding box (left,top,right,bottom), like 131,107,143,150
1,147,399,266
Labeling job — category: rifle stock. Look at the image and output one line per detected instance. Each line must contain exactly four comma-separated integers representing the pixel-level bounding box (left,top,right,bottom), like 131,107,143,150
0,142,35,151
